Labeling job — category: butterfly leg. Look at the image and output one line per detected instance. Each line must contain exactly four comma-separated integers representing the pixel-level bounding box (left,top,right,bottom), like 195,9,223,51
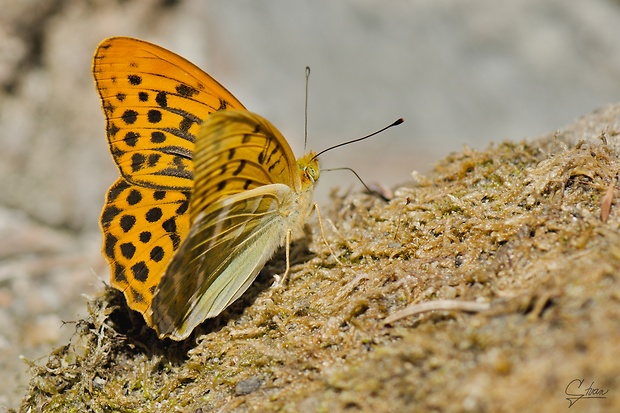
314,202,342,266
274,229,293,287
274,204,341,288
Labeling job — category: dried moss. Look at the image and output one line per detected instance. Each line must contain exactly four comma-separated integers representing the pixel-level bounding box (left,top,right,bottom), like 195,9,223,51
19,104,620,412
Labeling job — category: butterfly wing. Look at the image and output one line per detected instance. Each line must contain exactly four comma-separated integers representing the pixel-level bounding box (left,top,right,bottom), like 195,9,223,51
189,109,303,217
152,184,298,340
100,178,190,317
94,37,245,323
93,37,246,191
151,110,316,340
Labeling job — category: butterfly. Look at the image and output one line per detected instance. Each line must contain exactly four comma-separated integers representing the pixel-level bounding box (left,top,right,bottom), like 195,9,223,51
93,37,319,340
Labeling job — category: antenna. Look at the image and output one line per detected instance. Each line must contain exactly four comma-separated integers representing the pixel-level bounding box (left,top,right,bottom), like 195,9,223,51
323,167,375,194
312,118,404,161
323,167,393,202
304,66,311,151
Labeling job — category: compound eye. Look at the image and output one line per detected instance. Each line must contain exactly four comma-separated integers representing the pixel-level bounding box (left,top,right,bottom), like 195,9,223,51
305,165,319,182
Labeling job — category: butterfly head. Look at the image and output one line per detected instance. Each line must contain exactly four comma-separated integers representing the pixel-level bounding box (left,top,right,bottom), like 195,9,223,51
297,151,320,187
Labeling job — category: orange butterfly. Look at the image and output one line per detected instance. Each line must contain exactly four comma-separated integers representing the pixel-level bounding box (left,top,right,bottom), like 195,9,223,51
93,37,319,340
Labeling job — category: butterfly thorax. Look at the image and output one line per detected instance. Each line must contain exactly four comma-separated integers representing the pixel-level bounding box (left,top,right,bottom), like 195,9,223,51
274,151,318,238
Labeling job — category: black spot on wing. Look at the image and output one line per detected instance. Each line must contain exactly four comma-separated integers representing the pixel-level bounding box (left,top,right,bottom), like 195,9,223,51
128,75,142,85
120,242,136,259
156,167,193,181
126,189,142,205
176,200,189,215
120,215,136,232
107,123,120,138
131,153,146,172
150,246,165,262
124,132,139,147
130,287,145,303
179,117,194,132
107,181,130,202
156,91,167,108
267,146,279,164
147,153,161,167
151,131,166,143
104,233,117,259
139,231,151,243
233,160,246,176
131,262,149,283
145,207,163,223
159,127,196,145
217,98,229,111
162,217,176,233
147,110,162,124
268,160,280,173
103,101,116,115
101,206,122,226
113,263,126,283
176,84,198,98
170,233,181,249
122,110,138,125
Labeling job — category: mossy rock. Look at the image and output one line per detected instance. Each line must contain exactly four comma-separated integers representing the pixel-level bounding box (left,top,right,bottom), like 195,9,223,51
19,105,620,412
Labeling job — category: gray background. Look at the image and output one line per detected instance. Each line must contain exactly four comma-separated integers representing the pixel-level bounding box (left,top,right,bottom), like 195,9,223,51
2,0,620,230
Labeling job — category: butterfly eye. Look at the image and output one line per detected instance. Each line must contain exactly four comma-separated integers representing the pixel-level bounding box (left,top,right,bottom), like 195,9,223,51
305,165,320,183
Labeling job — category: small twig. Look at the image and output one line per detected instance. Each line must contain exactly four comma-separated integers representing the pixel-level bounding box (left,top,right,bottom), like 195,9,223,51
393,197,411,242
601,174,616,223
382,299,490,325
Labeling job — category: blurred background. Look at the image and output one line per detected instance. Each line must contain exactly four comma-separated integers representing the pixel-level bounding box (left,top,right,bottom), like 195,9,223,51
2,0,620,408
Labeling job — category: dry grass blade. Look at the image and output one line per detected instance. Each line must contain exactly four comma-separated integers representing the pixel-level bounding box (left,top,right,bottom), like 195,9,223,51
600,175,616,223
382,299,490,325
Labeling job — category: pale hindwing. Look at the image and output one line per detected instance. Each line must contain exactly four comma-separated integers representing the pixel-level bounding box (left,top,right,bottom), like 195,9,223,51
151,184,296,340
